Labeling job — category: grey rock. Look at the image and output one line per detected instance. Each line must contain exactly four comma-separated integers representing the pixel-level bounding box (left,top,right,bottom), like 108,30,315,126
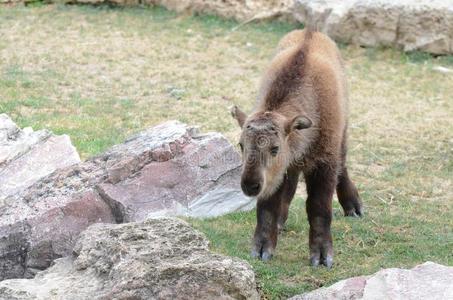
187,187,256,218
0,114,80,204
293,0,453,55
0,114,19,144
289,261,453,300
0,217,259,300
0,120,253,279
0,114,51,166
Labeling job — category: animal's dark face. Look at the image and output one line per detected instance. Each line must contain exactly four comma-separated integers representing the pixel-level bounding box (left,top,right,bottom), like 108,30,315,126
239,115,284,196
230,106,312,197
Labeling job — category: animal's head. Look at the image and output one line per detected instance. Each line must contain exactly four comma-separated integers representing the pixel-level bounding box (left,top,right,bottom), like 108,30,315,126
230,105,312,197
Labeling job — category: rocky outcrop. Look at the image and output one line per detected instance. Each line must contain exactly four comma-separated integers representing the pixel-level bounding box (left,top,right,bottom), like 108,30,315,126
0,217,259,300
290,262,453,300
293,0,453,55
144,0,294,22
0,120,253,280
76,0,293,21
0,114,80,206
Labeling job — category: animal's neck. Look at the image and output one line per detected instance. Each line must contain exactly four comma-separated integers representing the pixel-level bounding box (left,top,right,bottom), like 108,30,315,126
255,102,304,121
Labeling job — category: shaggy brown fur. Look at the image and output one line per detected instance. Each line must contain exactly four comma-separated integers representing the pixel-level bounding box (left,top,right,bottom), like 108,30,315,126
231,29,363,268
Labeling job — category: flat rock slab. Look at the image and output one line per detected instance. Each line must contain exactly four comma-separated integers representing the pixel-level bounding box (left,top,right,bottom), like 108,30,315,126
0,217,259,300
294,0,453,55
290,262,453,300
0,114,80,203
0,120,253,280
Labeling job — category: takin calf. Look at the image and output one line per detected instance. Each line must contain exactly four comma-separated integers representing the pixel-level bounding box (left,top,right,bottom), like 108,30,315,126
230,29,363,268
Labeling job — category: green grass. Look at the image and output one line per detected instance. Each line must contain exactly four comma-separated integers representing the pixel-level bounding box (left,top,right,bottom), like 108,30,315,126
1,5,452,299
189,197,452,298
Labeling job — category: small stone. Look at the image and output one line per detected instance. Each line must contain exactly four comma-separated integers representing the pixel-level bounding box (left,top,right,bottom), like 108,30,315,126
433,66,453,74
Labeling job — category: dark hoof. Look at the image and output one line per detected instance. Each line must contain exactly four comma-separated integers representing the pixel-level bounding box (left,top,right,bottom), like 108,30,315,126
310,253,333,269
310,255,320,267
322,255,333,269
309,245,333,269
261,251,273,261
251,250,273,261
344,205,363,217
251,248,273,261
344,210,360,217
251,241,274,261
251,249,260,259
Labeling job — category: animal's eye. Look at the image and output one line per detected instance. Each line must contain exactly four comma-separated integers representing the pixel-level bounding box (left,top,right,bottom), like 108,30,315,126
238,143,244,152
270,146,279,156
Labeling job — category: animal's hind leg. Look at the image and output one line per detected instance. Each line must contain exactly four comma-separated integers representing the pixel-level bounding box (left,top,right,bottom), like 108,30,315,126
337,168,362,217
336,133,363,217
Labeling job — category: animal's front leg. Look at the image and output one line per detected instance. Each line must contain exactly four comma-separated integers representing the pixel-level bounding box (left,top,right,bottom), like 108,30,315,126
304,164,337,268
251,198,280,261
277,169,300,233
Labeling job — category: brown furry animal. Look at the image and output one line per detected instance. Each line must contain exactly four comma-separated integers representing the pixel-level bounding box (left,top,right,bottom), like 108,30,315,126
230,29,362,268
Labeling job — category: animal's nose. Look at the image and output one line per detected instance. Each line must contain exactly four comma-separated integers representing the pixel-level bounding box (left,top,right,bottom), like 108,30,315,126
241,181,261,196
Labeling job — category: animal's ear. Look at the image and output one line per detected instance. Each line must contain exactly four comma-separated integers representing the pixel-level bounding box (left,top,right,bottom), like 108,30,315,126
285,115,312,134
230,105,247,128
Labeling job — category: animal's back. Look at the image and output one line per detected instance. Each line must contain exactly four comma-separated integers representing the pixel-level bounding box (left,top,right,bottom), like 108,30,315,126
277,29,346,105
260,29,347,113
277,29,342,69
304,31,348,162
259,29,349,166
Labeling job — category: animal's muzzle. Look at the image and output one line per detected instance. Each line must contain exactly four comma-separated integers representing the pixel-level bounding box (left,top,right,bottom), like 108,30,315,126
241,180,261,197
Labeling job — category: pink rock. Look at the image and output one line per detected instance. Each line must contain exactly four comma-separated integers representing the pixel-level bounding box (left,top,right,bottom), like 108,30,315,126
290,262,453,300
0,120,253,280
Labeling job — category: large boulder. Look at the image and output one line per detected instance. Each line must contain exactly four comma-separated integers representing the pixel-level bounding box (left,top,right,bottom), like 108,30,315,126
290,262,453,300
0,120,253,280
293,0,453,55
0,114,80,205
0,217,259,300
95,121,254,220
97,130,254,221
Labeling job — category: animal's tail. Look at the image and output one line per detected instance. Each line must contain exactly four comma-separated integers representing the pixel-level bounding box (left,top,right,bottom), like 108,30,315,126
301,8,331,54
304,22,317,36
301,23,316,56
304,8,332,35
